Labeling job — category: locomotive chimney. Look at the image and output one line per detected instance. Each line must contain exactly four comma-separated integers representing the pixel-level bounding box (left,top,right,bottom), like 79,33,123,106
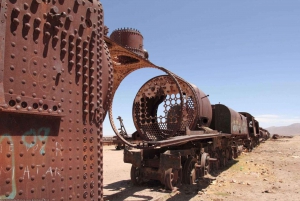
110,27,149,59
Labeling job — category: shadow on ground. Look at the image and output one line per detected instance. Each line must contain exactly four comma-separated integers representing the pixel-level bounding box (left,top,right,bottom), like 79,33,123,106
104,160,238,201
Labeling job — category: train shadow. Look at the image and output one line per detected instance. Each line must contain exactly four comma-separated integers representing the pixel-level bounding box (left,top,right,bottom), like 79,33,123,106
166,159,239,201
103,159,239,201
104,180,164,201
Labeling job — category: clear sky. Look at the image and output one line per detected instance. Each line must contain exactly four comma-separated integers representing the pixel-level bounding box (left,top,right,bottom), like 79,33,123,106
101,0,300,136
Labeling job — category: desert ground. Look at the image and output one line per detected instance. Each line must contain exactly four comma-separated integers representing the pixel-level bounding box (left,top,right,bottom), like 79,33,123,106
103,135,300,201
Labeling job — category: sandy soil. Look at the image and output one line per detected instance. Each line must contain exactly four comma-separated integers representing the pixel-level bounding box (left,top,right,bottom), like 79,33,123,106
103,135,300,201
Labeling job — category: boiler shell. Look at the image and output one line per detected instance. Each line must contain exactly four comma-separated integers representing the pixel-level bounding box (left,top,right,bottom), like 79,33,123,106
211,104,248,136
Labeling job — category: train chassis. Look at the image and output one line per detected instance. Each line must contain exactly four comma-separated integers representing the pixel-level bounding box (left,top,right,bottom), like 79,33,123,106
124,135,245,191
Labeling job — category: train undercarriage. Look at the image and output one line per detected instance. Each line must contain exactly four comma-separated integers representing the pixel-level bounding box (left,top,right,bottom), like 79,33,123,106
123,131,248,191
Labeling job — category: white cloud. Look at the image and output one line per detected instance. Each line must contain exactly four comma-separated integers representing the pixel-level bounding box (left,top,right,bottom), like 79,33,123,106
255,114,300,128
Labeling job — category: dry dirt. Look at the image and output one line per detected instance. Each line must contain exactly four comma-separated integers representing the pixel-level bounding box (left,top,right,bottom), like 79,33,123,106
103,135,300,201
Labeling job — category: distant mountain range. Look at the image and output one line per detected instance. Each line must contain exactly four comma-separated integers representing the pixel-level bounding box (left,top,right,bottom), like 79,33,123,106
267,123,300,136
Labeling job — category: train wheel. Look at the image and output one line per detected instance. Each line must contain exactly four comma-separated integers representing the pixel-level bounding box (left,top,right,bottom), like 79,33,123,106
164,168,181,191
200,153,210,177
130,165,143,185
182,156,197,184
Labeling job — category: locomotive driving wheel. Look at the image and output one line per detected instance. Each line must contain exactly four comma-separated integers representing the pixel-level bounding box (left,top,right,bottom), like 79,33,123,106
130,165,143,185
164,168,182,191
182,156,197,184
200,153,210,177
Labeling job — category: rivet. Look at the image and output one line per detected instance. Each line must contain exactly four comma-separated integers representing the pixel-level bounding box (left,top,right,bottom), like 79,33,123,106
25,23,31,28
45,32,50,38
50,6,59,14
54,26,59,32
34,28,41,33
62,30,67,36
69,34,75,40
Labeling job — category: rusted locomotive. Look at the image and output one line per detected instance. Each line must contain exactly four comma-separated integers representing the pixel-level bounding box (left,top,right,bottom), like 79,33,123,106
0,0,112,200
0,1,269,200
105,28,270,190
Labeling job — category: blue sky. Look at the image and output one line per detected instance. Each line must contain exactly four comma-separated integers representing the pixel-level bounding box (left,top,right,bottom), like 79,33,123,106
101,1,300,136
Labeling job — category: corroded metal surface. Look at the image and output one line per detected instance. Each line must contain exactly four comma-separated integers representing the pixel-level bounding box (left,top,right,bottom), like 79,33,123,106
133,75,212,141
105,35,213,147
0,1,111,200
105,35,186,148
110,28,148,59
239,112,260,137
211,104,248,136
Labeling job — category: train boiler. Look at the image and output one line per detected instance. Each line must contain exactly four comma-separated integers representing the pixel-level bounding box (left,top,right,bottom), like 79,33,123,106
0,1,112,200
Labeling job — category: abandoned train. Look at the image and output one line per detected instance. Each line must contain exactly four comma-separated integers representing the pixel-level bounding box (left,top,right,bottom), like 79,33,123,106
0,0,269,200
105,27,270,191
113,74,270,190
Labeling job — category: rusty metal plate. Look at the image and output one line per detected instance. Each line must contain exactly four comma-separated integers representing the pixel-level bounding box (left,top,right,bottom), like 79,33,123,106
0,1,111,200
211,104,248,136
133,75,212,141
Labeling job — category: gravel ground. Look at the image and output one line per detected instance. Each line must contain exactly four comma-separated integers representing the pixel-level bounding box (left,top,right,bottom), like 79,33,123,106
103,135,300,201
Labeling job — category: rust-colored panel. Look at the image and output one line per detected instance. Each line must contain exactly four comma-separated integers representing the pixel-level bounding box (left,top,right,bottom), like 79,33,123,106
0,1,111,200
212,104,248,136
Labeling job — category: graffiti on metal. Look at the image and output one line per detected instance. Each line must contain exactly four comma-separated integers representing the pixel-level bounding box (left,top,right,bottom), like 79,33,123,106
0,128,52,199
